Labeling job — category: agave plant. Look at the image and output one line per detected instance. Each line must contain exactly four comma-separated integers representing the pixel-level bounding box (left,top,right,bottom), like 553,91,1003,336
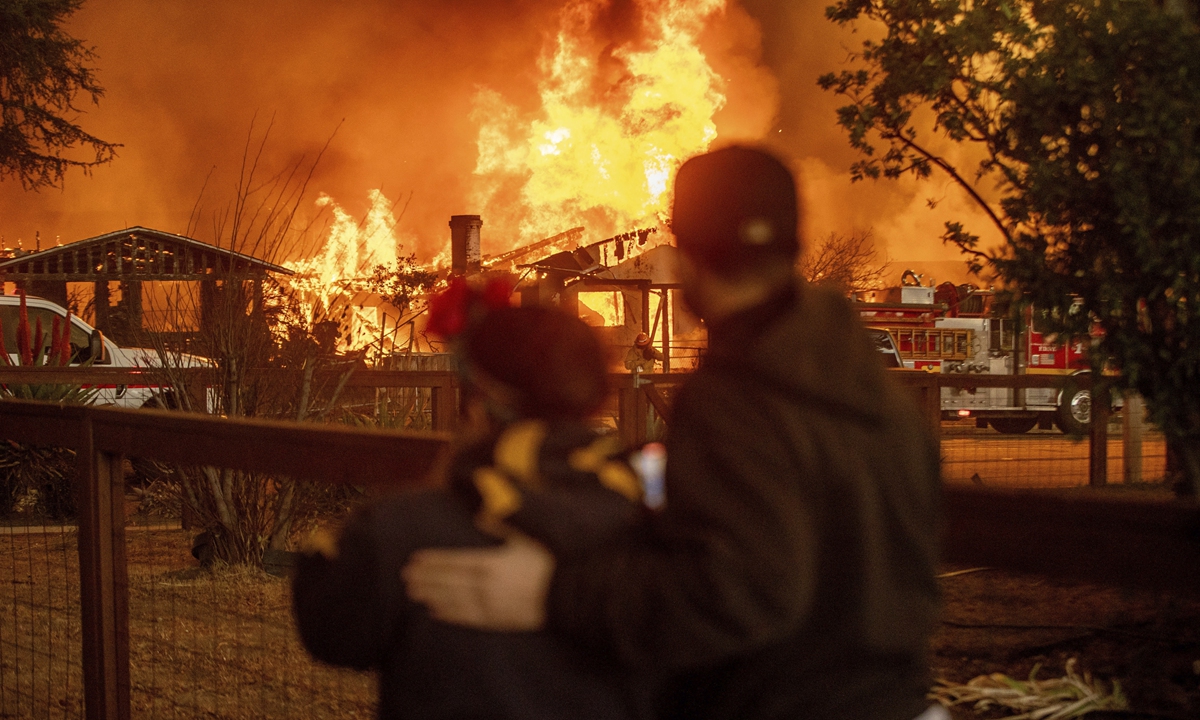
0,291,96,519
0,290,98,403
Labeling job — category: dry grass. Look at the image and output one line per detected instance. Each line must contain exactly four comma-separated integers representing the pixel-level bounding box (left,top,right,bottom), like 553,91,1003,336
1,525,373,719
934,563,1200,719
931,658,1128,718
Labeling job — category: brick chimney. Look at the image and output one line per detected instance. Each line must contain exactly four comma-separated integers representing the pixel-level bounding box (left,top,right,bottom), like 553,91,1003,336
449,215,483,275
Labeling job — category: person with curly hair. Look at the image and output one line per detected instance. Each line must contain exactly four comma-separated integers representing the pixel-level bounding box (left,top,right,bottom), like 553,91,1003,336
292,281,645,720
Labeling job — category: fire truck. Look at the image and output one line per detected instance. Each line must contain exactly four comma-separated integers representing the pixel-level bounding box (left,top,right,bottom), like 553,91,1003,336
853,275,1095,434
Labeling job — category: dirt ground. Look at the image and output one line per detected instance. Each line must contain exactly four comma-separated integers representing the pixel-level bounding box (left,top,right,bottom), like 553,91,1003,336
4,497,1197,719
932,562,1200,719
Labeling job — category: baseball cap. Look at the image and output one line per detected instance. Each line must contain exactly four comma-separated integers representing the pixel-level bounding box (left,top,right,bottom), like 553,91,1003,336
671,146,800,269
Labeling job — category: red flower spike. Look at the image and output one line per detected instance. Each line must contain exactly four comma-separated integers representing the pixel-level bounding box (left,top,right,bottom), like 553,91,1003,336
427,277,472,338
16,292,31,366
0,316,9,366
59,312,73,366
32,317,45,367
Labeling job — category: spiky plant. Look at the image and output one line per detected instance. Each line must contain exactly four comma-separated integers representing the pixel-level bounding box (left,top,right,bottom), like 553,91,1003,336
0,290,96,518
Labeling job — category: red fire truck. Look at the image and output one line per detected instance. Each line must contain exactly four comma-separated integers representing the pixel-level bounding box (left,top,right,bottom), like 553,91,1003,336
853,276,1095,434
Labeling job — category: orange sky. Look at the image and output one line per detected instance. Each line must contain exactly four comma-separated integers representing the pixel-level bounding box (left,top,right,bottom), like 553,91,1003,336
0,0,1001,285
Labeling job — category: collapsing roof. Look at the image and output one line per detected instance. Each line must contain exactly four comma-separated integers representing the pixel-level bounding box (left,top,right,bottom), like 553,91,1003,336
0,226,293,282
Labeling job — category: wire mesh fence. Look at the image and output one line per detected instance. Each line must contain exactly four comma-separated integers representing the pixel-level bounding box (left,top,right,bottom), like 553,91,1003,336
122,518,374,719
1,466,376,719
0,373,1188,719
939,418,1168,489
1,441,84,720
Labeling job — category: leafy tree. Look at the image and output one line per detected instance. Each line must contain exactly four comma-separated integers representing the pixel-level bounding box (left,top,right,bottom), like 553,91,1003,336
820,0,1200,495
800,228,889,294
362,256,439,314
0,0,119,189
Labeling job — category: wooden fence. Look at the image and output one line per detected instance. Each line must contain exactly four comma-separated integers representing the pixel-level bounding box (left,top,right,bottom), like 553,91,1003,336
0,367,1197,720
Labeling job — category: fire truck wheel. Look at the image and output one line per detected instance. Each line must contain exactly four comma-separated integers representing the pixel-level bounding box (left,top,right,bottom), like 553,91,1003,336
989,417,1038,435
1056,386,1091,435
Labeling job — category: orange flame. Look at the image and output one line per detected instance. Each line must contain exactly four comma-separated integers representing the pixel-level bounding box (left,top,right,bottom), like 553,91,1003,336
284,190,425,353
578,290,626,327
284,0,730,352
473,0,727,251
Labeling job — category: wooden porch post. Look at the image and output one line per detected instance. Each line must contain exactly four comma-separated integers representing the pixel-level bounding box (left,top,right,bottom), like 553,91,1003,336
431,376,458,433
1123,391,1144,484
94,281,111,336
661,290,671,374
76,416,131,720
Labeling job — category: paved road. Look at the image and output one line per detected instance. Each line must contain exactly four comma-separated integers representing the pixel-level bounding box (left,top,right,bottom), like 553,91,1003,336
940,425,1167,488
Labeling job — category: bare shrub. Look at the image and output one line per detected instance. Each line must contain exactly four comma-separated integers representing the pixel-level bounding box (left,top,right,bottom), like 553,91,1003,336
799,229,889,294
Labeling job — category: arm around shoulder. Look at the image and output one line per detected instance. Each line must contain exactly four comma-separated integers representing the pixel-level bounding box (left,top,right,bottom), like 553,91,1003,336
547,378,819,670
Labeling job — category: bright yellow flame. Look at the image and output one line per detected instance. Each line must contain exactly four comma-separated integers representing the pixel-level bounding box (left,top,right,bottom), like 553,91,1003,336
474,0,727,250
284,190,413,352
282,0,728,351
578,291,626,327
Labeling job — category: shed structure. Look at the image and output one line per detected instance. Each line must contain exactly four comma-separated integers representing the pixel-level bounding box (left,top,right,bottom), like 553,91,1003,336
0,226,293,347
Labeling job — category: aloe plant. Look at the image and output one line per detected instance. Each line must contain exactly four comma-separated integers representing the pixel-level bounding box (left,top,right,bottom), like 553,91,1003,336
0,291,96,519
0,290,98,403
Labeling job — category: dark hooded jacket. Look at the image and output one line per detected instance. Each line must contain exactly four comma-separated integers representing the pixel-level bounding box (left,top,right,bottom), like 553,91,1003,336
292,420,644,720
547,281,942,720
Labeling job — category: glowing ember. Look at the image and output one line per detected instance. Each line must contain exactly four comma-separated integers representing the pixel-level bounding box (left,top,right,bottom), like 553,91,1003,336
473,0,727,253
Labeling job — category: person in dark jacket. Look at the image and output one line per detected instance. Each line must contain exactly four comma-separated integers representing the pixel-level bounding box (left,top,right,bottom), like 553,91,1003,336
405,146,945,720
292,293,645,720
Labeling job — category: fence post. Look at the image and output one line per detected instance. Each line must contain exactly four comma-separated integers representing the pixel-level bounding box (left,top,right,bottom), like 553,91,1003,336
1089,379,1110,487
430,376,458,433
76,414,131,720
924,374,942,450
618,380,650,447
1123,391,1144,484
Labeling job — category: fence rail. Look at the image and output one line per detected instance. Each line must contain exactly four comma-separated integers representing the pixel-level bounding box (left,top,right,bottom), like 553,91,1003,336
1,368,1198,720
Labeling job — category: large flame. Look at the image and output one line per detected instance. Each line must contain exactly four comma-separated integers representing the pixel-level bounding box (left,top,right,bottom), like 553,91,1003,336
474,0,727,252
284,0,729,353
284,190,422,353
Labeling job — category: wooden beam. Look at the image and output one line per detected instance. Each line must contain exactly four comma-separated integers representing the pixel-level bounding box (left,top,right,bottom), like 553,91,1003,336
0,399,450,486
431,381,459,433
641,382,671,423
0,367,467,389
93,405,449,485
0,273,219,282
75,419,131,720
0,400,86,446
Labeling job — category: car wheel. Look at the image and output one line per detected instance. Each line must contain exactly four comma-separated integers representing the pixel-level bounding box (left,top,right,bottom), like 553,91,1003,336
1056,385,1091,435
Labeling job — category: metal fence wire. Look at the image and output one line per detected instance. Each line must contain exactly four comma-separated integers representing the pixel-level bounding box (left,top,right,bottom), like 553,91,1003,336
123,506,374,720
0,371,1192,720
940,416,1168,489
1,442,84,720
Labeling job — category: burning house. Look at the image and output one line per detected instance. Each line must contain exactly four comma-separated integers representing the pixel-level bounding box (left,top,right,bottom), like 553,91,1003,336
0,227,293,349
446,216,699,372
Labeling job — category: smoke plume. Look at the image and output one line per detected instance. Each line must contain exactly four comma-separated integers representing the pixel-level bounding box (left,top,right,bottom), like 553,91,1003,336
0,0,994,284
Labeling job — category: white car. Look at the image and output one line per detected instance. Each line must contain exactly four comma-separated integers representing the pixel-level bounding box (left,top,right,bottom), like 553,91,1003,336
0,293,210,408
866,327,905,369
